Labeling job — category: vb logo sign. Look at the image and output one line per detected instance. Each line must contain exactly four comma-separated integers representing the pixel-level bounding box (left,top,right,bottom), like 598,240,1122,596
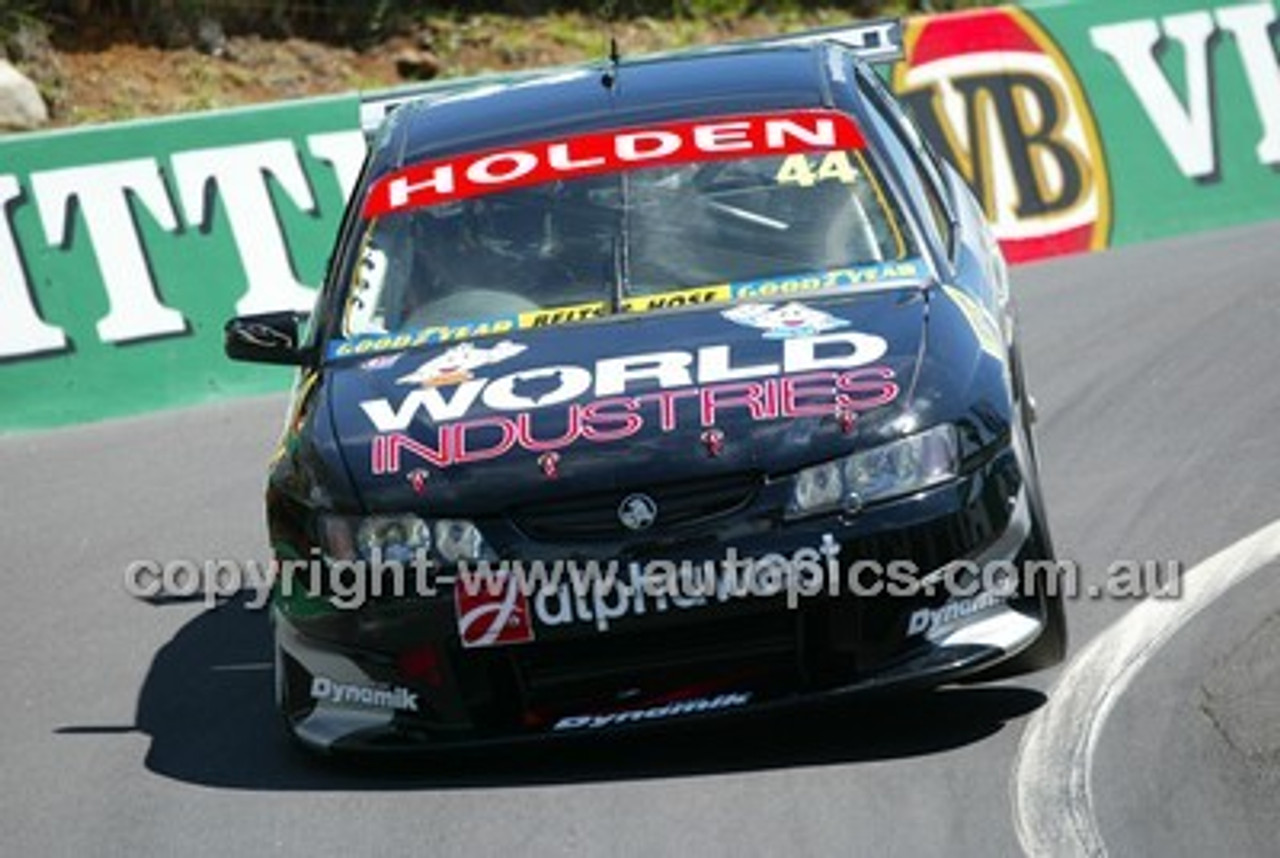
893,8,1111,263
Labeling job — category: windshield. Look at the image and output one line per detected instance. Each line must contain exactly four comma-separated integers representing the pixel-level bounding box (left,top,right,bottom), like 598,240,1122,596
337,122,921,353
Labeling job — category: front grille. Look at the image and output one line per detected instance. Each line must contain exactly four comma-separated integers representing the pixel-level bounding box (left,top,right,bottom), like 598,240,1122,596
513,608,800,711
846,514,981,574
509,472,762,542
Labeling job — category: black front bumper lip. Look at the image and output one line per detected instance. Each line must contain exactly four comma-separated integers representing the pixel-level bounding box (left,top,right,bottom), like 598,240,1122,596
292,637,1023,756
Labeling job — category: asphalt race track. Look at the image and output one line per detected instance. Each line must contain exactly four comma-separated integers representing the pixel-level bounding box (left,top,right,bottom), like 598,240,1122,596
3,220,1279,856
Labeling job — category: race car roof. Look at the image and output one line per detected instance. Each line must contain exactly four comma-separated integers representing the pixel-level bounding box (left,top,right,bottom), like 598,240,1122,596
371,44,849,180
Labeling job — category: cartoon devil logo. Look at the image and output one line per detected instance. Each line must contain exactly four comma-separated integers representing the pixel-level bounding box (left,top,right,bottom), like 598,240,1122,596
396,340,527,387
721,302,850,339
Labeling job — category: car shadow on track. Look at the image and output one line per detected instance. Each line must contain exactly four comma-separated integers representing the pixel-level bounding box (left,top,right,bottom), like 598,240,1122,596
76,594,1047,790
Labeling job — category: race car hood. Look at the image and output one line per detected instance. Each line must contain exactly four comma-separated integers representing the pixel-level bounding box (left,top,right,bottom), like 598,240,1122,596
327,290,934,515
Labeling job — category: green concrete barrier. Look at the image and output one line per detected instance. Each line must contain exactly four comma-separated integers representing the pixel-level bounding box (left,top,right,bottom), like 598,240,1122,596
2,1,1276,432
1024,0,1280,246
0,94,362,431
892,0,1280,261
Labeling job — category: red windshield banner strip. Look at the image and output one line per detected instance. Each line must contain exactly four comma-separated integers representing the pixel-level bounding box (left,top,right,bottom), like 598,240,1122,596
363,109,865,218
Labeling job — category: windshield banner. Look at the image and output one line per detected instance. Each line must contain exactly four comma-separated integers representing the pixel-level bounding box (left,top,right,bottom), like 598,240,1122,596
363,110,865,218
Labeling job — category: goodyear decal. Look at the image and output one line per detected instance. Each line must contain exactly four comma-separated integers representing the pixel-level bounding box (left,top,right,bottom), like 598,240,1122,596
328,318,518,358
327,260,927,359
730,259,927,299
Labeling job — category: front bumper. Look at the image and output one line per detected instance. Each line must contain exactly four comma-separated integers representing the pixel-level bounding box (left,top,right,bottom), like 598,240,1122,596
275,442,1051,753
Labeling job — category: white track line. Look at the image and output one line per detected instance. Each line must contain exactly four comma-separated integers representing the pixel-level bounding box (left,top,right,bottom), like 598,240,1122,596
1012,519,1280,857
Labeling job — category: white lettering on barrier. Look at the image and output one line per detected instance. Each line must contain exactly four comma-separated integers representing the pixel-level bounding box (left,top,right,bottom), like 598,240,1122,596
1216,3,1280,167
171,140,318,316
1,131,359,362
306,129,368,199
0,174,67,358
1091,3,1280,179
31,157,188,343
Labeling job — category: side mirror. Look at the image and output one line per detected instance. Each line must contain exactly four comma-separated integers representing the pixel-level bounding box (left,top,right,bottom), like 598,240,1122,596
224,312,313,365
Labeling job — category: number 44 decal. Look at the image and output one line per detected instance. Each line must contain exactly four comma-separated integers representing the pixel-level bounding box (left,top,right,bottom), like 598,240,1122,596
774,150,860,187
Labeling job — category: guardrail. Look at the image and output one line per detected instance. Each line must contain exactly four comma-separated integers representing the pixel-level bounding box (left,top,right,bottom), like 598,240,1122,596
1,0,1276,431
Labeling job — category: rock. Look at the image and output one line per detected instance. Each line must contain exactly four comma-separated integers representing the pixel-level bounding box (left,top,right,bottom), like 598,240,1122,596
0,60,48,131
395,48,441,81
3,22,63,118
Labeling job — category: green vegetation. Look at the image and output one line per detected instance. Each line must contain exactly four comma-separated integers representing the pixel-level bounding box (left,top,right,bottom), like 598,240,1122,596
0,0,41,43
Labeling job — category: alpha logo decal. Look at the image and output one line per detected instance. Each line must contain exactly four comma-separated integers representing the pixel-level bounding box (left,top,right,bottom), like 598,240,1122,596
454,570,536,648
893,8,1111,263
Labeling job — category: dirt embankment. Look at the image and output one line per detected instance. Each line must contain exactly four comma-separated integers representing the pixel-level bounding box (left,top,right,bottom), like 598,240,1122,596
13,8,872,127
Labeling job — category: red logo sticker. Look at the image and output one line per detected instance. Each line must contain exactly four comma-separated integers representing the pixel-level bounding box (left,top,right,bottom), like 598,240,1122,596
364,109,865,218
454,571,535,648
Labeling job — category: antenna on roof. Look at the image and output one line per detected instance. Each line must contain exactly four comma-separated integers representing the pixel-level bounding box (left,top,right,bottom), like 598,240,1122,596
601,1,620,90
602,36,621,89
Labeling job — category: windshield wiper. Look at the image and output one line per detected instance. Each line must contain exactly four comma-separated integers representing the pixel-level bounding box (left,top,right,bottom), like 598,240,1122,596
705,199,790,231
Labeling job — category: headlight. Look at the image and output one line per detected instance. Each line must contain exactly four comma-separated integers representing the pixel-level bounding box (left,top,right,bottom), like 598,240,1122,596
787,424,958,518
320,513,491,565
433,519,488,564
356,516,431,564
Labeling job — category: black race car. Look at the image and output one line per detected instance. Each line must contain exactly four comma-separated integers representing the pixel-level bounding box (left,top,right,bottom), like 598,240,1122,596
226,23,1065,753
